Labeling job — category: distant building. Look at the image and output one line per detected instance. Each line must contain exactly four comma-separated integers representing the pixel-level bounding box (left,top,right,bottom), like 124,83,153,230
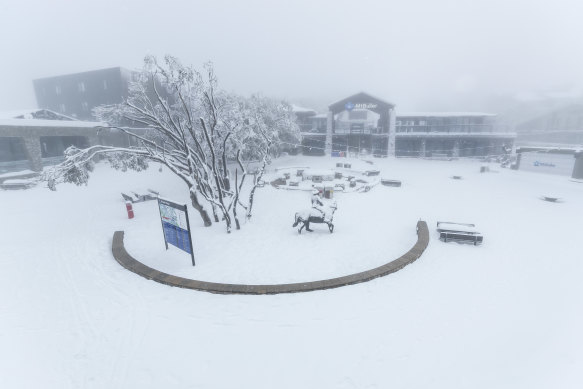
0,109,102,173
294,93,515,158
515,104,583,146
33,67,137,120
396,113,515,158
294,92,395,156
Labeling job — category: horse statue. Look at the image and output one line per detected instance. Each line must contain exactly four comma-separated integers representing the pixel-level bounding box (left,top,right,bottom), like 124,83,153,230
292,200,337,234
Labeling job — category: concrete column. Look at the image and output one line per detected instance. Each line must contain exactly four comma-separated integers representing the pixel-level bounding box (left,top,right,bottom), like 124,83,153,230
326,111,333,156
22,136,43,172
572,154,583,179
452,140,460,158
489,140,496,156
388,108,396,157
420,139,426,158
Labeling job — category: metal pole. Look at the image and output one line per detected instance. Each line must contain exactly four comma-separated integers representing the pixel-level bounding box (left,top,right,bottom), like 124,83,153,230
157,198,168,250
184,204,196,267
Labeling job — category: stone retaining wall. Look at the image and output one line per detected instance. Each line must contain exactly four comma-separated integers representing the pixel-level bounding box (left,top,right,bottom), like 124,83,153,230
111,220,429,295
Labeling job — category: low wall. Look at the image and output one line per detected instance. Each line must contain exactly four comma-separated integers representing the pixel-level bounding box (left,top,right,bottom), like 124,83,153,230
111,220,430,295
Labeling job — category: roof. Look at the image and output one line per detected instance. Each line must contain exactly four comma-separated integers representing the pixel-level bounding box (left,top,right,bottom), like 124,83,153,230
0,108,76,121
328,92,395,113
0,118,105,128
397,112,496,118
291,104,317,114
396,132,516,139
33,67,129,82
516,146,582,154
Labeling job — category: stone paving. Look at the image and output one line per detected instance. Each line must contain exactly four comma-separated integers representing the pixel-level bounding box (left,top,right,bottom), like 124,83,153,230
111,221,429,295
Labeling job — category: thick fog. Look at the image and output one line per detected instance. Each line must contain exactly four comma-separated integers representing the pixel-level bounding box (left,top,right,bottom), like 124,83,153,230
2,0,583,113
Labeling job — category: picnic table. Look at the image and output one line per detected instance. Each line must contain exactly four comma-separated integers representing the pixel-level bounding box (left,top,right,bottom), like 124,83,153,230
121,189,159,203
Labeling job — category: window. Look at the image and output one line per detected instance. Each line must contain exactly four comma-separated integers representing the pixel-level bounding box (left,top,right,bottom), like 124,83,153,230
103,80,108,90
81,102,89,111
55,85,61,95
396,120,402,126
78,82,86,92
59,103,66,113
348,110,367,120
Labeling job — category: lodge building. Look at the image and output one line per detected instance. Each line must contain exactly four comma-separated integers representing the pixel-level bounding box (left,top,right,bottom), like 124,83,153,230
295,92,516,158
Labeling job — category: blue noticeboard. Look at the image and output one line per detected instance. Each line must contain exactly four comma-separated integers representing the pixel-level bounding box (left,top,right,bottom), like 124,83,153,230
161,221,192,254
157,198,195,266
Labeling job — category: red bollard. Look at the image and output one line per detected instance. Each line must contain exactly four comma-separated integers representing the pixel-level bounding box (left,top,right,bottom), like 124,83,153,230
125,201,134,219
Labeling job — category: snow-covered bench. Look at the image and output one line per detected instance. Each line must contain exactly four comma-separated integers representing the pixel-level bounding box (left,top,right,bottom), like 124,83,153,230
381,179,401,187
0,179,37,190
436,221,483,245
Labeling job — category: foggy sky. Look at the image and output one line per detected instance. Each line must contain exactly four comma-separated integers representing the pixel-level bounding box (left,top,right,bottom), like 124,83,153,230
2,0,583,113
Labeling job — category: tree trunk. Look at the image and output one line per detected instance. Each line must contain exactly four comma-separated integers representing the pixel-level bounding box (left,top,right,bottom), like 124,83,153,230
190,190,212,227
211,202,220,222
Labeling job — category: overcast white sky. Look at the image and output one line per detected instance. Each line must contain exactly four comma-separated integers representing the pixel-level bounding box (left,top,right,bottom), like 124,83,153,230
1,0,583,112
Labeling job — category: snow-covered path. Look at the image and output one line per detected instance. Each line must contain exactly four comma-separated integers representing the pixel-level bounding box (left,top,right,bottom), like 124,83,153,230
1,156,582,388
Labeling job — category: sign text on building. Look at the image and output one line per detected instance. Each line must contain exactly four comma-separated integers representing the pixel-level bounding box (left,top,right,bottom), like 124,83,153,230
345,102,378,111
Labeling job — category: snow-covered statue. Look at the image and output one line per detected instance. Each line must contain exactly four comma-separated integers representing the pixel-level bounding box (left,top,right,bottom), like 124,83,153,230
292,190,337,233
500,144,514,168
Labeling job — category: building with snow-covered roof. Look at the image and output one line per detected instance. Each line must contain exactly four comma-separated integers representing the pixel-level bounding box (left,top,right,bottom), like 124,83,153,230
0,109,140,174
294,92,515,158
395,112,515,158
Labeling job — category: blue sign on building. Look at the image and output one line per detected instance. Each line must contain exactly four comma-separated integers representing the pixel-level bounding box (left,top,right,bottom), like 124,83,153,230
345,101,355,111
157,198,195,266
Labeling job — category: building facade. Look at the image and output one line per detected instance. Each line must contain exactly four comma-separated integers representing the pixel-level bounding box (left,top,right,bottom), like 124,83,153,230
396,113,515,158
33,67,136,120
295,92,396,157
295,94,516,158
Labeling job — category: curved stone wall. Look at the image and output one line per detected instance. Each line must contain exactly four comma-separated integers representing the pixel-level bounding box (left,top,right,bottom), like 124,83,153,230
111,220,429,295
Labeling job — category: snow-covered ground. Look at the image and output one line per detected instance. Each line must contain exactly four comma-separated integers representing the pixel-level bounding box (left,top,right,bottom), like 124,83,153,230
1,156,582,388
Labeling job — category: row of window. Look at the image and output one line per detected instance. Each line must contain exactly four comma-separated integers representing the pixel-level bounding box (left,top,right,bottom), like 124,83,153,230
53,80,108,96
58,102,89,113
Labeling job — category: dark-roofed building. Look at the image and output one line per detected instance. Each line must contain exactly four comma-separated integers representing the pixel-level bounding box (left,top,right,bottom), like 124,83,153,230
327,92,396,157
33,67,137,120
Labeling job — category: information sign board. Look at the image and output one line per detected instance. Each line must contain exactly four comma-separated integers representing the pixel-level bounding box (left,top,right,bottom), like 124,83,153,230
157,198,195,266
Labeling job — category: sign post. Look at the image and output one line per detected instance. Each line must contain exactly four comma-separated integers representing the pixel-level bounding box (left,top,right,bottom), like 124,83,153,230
157,197,195,266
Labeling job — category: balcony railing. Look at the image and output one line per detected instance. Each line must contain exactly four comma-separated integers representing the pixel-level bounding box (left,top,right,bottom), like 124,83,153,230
396,124,494,133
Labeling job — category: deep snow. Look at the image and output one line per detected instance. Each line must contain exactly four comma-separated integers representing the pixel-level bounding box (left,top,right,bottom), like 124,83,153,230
1,156,582,389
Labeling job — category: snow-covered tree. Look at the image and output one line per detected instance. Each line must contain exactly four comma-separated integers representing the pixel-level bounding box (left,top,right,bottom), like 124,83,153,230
44,55,300,232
